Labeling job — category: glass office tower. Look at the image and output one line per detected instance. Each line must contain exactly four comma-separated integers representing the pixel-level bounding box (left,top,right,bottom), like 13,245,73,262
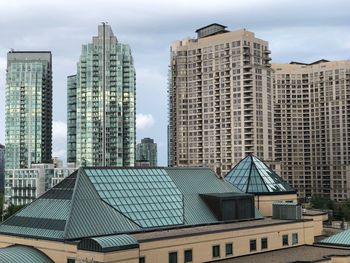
5,51,52,169
68,23,136,167
136,138,158,166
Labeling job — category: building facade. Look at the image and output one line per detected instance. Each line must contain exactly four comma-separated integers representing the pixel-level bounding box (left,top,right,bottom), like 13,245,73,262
5,51,52,169
136,137,157,166
168,24,274,176
0,144,4,193
68,23,136,167
67,74,77,166
273,60,350,200
4,164,76,208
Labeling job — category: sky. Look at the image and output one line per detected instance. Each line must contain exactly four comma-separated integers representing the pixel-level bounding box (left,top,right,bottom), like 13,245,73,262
0,0,349,166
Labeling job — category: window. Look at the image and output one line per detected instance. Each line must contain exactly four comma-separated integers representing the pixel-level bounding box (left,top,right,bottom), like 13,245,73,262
212,245,220,258
169,252,178,263
282,234,289,246
250,239,257,252
225,243,233,256
261,237,268,249
67,259,75,263
184,249,193,262
292,233,298,245
139,257,145,263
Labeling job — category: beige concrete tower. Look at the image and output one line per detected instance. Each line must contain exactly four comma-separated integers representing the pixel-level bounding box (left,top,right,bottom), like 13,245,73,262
273,60,350,200
168,24,274,176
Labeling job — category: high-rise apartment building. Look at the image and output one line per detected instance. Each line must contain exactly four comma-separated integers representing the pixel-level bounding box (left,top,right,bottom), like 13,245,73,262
0,144,4,192
67,74,77,165
5,51,52,169
68,23,136,167
4,164,76,208
168,24,273,176
136,137,158,166
273,60,350,201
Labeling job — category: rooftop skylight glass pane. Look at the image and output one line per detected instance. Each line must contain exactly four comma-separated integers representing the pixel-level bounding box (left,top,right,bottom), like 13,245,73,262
86,168,183,228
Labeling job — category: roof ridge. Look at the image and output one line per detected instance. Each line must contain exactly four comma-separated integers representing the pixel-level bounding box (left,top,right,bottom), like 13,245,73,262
250,157,269,192
62,168,82,238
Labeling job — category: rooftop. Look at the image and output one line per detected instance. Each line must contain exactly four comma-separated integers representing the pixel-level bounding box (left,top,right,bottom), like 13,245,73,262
210,245,350,263
319,229,350,247
224,154,296,195
0,166,257,241
132,217,305,242
195,23,228,38
0,245,53,263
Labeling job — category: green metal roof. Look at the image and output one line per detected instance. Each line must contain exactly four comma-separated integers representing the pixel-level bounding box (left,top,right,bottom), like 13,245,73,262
165,168,244,224
0,166,262,241
224,154,296,194
85,168,184,228
78,234,139,252
0,245,53,263
319,229,350,247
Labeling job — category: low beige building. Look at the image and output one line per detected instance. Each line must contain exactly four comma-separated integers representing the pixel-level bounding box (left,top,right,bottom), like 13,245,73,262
0,163,329,262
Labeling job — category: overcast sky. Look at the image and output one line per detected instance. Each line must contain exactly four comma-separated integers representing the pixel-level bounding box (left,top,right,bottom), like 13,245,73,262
0,0,349,166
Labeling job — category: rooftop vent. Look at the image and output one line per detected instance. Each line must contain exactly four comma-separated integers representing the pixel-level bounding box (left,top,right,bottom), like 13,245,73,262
272,202,302,220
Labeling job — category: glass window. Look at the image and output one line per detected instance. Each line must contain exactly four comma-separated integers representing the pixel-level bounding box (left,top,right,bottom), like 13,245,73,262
139,257,145,263
225,243,233,256
212,245,220,258
292,233,298,245
169,252,177,263
261,237,268,249
250,239,257,252
282,234,289,246
184,249,192,263
67,259,75,263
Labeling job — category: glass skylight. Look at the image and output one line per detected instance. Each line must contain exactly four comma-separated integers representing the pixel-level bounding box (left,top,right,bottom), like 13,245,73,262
85,168,184,228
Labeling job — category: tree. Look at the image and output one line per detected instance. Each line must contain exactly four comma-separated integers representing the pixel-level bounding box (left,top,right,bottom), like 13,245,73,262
3,204,25,221
310,195,333,210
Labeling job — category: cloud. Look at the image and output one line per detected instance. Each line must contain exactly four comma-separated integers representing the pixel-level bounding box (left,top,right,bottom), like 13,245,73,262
53,121,67,145
136,114,155,131
52,121,67,162
0,0,349,166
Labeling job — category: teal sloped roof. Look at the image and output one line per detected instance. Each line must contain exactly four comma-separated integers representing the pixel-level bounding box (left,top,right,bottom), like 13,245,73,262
224,154,296,195
0,166,261,241
319,229,350,247
78,234,139,252
0,172,79,239
0,170,141,240
166,167,244,224
0,245,53,263
84,168,184,228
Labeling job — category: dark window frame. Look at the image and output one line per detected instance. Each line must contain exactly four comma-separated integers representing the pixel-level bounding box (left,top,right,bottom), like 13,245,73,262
292,233,298,245
225,243,233,256
169,251,178,263
261,237,268,250
184,249,193,263
282,234,289,246
250,239,257,252
212,244,220,258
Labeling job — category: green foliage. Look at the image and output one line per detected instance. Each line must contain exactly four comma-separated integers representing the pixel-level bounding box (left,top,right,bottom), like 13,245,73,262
310,195,334,210
3,204,25,220
310,195,350,221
